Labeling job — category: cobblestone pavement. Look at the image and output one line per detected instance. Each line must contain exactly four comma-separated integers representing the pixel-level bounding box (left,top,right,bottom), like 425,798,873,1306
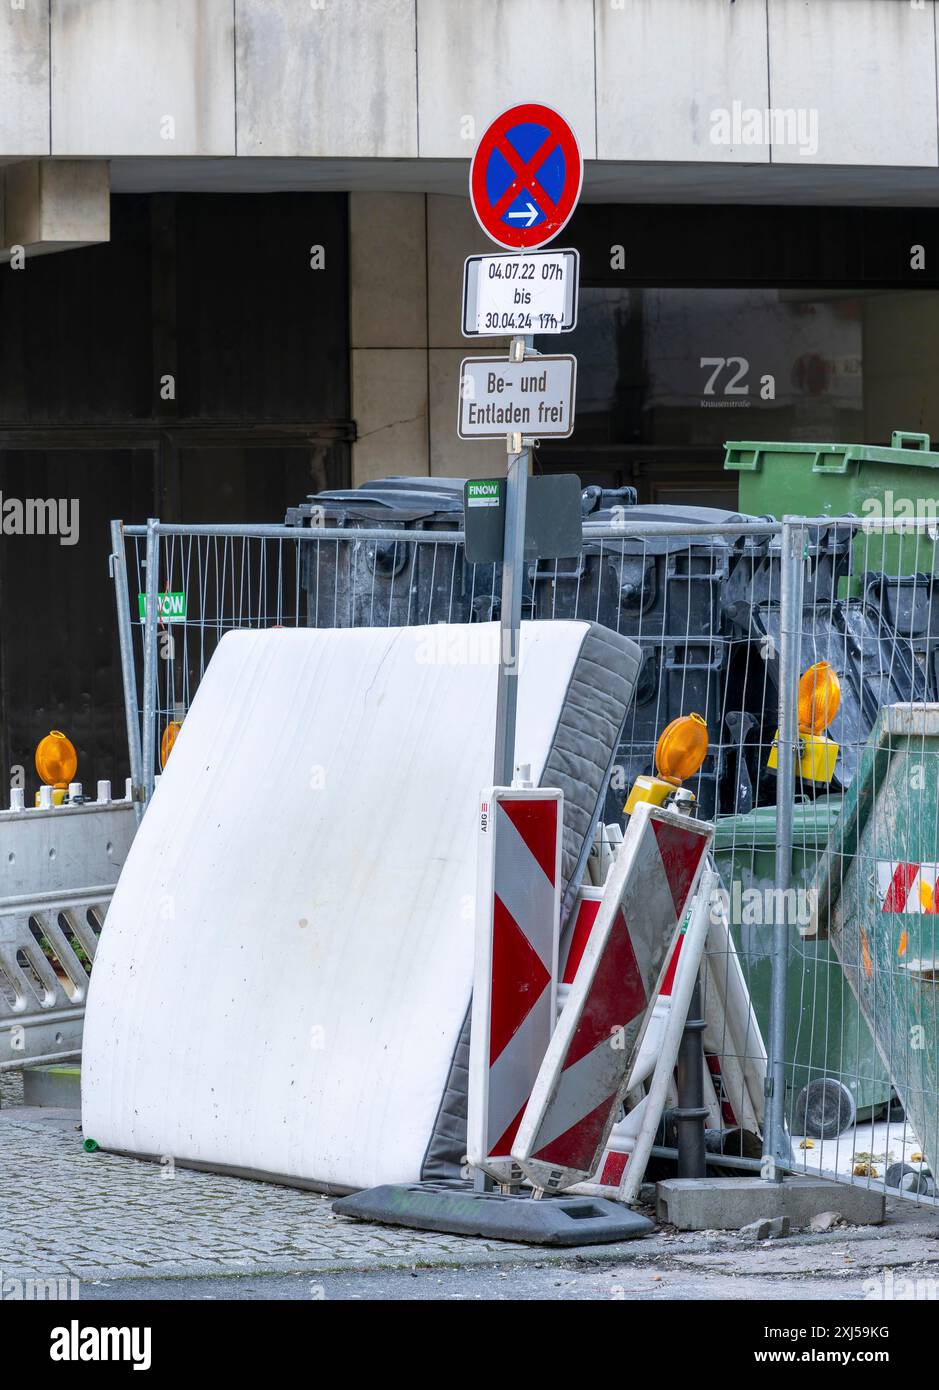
0,1107,536,1281
5,1103,939,1293
0,1070,23,1108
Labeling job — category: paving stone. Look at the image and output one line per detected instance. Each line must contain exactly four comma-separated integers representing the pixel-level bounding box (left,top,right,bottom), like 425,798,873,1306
0,1106,535,1281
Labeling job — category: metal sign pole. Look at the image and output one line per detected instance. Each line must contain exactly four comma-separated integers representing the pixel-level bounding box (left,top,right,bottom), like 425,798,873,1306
763,517,805,1179
493,334,532,788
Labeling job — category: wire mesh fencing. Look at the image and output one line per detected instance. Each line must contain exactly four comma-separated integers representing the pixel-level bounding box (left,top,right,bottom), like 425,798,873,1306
764,516,939,1207
110,506,939,1203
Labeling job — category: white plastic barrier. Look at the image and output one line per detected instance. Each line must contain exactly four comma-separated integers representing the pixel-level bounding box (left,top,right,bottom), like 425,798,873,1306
82,621,639,1192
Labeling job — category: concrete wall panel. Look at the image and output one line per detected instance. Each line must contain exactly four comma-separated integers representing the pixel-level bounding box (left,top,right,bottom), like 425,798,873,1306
768,0,937,167
417,0,596,159
0,1,50,156
236,0,417,157
596,0,769,162
350,193,426,349
352,347,428,483
51,0,236,156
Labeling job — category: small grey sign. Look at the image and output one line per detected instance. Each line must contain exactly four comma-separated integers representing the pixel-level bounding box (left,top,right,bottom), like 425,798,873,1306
463,474,582,565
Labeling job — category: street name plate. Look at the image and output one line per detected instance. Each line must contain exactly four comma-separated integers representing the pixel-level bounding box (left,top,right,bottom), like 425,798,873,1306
462,249,579,337
457,355,577,440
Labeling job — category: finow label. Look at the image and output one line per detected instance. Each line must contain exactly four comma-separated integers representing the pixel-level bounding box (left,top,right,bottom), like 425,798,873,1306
138,591,187,622
49,1321,151,1371
0,494,79,546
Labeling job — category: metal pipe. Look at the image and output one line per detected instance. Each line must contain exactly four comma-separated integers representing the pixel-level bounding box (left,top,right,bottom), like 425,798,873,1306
0,1049,81,1073
110,520,145,823
763,518,805,1180
118,519,783,543
675,975,708,1178
492,335,532,788
119,513,939,543
493,443,528,785
121,523,469,543
141,518,160,807
650,1146,770,1174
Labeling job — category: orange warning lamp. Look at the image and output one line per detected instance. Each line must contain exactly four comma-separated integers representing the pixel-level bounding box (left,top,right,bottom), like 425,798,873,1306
655,713,710,785
797,661,841,735
35,730,78,806
161,720,182,770
625,714,709,815
35,730,77,787
768,661,840,784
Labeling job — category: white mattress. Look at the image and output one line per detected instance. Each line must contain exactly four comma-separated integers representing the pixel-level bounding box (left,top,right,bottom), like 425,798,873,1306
82,620,639,1191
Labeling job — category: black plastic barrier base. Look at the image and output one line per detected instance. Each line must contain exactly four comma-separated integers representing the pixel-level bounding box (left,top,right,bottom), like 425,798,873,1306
332,1179,654,1246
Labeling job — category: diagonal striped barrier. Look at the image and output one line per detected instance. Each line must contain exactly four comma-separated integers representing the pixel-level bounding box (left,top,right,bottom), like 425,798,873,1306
877,859,939,914
467,787,562,1184
512,801,712,1193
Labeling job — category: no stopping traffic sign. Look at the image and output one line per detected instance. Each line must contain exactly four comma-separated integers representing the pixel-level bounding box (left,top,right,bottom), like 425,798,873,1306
469,103,583,251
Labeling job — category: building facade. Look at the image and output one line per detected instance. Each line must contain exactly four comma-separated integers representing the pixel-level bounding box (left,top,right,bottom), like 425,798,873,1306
2,0,939,784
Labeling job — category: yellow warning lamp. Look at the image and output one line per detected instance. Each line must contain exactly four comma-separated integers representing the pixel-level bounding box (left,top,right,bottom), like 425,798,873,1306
161,720,183,770
797,660,841,735
34,730,78,807
624,713,709,814
768,661,841,784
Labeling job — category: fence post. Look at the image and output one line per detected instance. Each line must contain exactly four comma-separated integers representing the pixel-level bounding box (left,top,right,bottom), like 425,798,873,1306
763,517,804,1179
141,518,160,807
109,520,145,824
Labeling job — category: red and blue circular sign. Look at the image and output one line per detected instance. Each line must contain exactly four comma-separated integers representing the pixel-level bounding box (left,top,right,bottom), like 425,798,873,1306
470,103,583,251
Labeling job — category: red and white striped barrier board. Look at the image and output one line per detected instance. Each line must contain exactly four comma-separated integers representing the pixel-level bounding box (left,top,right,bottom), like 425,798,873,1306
467,787,562,1183
557,891,689,1195
512,802,712,1192
557,885,602,1014
877,860,939,914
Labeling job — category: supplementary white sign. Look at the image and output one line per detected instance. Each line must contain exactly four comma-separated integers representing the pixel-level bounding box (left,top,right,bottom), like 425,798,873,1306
462,249,580,337
457,356,577,439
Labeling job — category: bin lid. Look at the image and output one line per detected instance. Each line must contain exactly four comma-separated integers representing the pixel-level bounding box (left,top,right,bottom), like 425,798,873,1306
724,431,939,481
583,502,768,555
288,477,767,547
713,796,843,852
288,477,466,525
288,477,638,527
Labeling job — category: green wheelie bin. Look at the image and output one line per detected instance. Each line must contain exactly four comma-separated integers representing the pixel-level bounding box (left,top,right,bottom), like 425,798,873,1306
713,797,892,1129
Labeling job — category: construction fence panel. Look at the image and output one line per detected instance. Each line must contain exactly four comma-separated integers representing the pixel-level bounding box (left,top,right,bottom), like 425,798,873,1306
771,516,939,1208
109,510,939,1205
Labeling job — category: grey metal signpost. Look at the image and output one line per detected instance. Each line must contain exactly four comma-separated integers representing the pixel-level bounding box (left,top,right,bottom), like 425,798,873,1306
461,110,582,1197
457,313,578,789
493,335,533,787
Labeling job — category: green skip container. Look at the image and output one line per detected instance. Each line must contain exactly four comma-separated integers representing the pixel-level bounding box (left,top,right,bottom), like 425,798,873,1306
713,797,891,1123
813,704,939,1180
724,430,939,579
